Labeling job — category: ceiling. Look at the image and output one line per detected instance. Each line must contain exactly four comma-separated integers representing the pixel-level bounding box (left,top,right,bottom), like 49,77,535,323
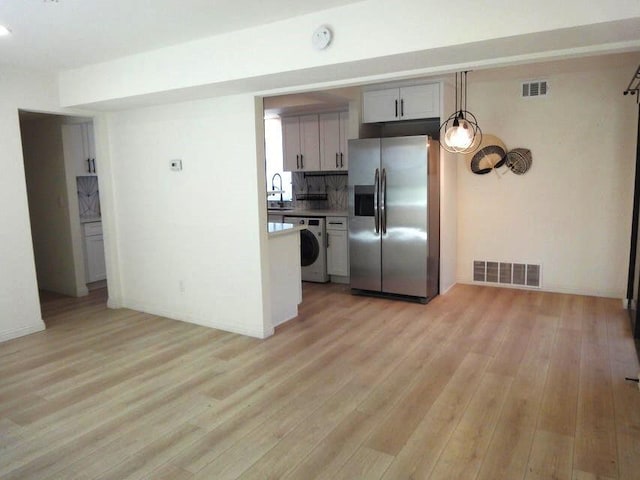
263,87,360,118
0,0,364,71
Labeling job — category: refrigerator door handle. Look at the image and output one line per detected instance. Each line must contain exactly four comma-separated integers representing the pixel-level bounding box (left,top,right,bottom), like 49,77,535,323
374,168,380,234
381,168,387,234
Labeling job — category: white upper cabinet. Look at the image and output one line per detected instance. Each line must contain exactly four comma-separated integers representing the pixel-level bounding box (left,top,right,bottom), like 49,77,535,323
339,112,348,170
362,83,440,123
319,111,349,171
282,115,320,172
62,123,97,176
362,88,400,123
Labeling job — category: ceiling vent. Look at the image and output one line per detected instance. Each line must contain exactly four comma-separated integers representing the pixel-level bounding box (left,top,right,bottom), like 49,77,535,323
521,80,548,98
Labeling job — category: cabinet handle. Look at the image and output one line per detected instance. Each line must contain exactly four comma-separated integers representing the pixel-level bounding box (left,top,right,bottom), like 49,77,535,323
91,158,96,173
87,158,91,173
340,153,344,168
326,232,330,248
395,100,398,118
335,153,338,168
296,154,299,169
400,98,404,117
300,154,304,169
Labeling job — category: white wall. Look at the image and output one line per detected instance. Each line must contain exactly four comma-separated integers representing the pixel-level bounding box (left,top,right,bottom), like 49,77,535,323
58,0,640,109
439,79,458,294
0,66,69,342
105,94,270,338
19,116,79,297
456,53,640,297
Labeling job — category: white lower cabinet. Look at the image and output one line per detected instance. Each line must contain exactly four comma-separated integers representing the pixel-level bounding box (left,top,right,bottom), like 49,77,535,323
83,222,106,282
326,216,349,278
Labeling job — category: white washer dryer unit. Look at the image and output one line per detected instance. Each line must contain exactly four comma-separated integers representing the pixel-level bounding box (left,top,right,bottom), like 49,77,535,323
283,216,329,283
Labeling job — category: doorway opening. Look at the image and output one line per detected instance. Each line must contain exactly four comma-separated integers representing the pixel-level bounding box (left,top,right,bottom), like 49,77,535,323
19,110,107,326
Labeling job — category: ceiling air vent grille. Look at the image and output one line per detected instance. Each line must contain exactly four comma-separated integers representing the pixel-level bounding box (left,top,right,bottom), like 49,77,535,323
522,80,548,98
473,261,541,289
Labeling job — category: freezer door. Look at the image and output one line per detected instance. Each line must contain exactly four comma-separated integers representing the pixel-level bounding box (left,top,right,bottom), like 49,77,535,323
348,138,382,292
381,136,429,298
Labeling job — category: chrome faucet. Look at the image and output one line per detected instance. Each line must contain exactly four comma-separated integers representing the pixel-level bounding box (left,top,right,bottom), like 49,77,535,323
271,173,283,205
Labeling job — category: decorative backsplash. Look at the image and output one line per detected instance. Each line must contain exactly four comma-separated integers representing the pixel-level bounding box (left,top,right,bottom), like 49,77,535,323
77,176,101,218
292,173,348,210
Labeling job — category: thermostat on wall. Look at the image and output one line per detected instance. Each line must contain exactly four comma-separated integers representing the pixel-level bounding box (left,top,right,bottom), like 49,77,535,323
170,159,182,171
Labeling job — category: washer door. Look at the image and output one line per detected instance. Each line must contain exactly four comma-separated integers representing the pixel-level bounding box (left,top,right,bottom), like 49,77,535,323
300,229,320,266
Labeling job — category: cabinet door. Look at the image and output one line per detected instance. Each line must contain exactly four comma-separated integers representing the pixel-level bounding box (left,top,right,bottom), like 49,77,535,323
362,88,400,123
399,83,440,120
327,229,349,276
63,124,92,177
319,112,340,171
338,112,349,170
85,234,106,282
281,116,301,172
299,114,320,171
84,123,97,174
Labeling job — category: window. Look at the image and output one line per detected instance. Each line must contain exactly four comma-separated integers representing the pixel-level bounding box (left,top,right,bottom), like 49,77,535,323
264,118,292,201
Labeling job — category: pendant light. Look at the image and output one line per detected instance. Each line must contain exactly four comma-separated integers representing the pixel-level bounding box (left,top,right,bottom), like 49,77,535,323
440,71,482,154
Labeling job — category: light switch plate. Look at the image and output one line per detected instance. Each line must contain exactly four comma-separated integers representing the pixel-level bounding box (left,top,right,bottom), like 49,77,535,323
170,159,182,171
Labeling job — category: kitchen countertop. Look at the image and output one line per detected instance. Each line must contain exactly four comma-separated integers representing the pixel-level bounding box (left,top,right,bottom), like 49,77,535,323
267,222,304,238
80,216,102,224
267,209,348,217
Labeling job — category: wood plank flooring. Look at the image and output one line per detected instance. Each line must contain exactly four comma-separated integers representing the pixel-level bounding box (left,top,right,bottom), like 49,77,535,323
1,283,639,479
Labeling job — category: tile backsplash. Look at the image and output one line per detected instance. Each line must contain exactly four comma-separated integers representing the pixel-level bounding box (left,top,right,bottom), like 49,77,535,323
77,176,101,218
292,172,348,211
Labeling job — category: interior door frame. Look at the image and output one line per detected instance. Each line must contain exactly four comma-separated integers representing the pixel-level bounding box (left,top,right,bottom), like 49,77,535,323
626,101,640,359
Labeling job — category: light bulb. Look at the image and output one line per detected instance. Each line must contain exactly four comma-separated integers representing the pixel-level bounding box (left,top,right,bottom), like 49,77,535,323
444,126,459,147
445,119,473,149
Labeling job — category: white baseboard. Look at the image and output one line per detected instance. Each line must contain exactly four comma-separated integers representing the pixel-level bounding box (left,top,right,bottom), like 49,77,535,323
440,282,457,295
459,280,624,299
0,321,46,343
120,298,268,339
107,297,123,309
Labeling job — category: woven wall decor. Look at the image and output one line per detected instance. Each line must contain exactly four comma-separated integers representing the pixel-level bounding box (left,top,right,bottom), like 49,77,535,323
505,148,533,175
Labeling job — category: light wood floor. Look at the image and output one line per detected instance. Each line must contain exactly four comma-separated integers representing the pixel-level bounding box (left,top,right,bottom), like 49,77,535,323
1,284,639,480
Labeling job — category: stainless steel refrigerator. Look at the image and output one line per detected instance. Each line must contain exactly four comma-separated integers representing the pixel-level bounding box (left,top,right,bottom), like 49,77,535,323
348,135,439,302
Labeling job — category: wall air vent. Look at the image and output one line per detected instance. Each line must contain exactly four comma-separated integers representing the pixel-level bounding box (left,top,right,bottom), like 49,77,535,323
473,261,542,289
473,261,486,282
522,80,548,98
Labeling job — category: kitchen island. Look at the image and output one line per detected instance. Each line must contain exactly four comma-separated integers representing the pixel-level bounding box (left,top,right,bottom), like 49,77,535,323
268,222,303,328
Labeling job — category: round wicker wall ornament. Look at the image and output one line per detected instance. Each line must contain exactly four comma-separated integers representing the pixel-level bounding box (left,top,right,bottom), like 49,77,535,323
505,148,532,175
464,134,507,175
